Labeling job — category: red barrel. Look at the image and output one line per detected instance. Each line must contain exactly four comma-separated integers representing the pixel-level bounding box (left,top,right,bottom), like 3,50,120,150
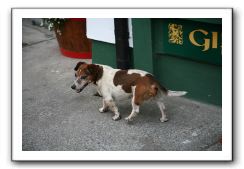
54,18,92,59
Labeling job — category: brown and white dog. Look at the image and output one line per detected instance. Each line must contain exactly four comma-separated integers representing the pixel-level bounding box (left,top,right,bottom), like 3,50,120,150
71,62,187,122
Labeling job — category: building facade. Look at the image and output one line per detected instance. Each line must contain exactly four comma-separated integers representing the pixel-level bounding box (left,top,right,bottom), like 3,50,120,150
87,18,222,106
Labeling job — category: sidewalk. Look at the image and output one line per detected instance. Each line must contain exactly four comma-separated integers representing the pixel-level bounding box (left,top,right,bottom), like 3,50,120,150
22,19,222,151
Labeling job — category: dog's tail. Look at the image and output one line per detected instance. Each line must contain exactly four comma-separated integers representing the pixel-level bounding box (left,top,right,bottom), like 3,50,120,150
167,90,187,97
157,82,187,97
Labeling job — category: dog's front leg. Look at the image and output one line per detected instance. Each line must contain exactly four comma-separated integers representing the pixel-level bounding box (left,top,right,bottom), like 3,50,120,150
105,99,121,121
99,99,109,113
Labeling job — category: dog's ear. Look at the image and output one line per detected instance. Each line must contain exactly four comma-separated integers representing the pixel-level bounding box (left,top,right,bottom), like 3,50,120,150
86,64,100,74
86,64,94,75
74,62,85,71
86,64,103,83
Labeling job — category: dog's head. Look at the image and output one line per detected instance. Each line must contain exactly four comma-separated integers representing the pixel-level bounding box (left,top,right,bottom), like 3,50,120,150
71,62,103,93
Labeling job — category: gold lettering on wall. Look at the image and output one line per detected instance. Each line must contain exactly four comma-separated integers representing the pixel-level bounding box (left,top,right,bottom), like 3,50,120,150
189,29,210,51
168,23,183,45
211,32,218,48
167,25,221,52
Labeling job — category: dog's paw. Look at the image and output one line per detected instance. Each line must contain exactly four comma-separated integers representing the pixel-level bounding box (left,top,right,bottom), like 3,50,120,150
112,114,121,121
99,107,108,113
160,117,169,123
125,116,134,124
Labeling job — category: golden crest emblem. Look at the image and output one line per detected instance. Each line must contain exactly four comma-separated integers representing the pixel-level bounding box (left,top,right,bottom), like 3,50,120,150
168,23,183,45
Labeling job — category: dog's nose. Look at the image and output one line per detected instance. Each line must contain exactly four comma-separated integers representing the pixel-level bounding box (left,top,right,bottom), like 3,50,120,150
71,84,76,90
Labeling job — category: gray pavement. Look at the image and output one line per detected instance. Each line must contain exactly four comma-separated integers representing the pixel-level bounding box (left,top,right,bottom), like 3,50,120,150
22,19,222,151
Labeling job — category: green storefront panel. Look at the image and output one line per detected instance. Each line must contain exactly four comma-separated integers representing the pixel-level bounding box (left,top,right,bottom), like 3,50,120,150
151,19,222,105
132,18,222,105
132,18,154,73
152,18,222,65
92,40,117,68
153,54,222,105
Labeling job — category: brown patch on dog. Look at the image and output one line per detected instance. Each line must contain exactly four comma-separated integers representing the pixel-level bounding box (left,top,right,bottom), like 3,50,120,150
133,75,159,105
75,63,103,84
113,70,141,93
113,70,168,105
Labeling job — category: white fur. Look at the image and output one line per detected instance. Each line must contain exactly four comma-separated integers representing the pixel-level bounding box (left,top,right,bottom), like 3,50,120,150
127,69,148,76
96,65,133,101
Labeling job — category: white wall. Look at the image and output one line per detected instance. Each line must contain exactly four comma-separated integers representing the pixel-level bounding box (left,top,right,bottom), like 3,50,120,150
86,18,133,47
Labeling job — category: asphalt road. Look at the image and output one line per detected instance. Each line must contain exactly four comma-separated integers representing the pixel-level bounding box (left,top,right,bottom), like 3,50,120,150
22,19,222,151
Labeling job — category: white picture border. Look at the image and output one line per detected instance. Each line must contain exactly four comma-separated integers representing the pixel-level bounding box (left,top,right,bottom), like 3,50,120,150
12,8,232,161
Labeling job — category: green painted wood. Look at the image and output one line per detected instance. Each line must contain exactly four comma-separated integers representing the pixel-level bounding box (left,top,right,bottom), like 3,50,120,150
154,54,222,106
184,18,222,24
132,18,154,73
152,18,222,65
91,40,117,68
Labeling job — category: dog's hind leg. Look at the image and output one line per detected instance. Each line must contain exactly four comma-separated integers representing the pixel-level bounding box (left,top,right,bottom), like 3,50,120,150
157,101,168,122
125,86,142,123
125,98,140,122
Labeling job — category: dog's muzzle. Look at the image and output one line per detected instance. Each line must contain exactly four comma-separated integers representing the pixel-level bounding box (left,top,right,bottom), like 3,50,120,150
71,82,89,93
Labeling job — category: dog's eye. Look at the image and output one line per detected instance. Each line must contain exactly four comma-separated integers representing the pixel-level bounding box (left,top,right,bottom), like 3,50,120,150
75,73,77,77
80,75,88,79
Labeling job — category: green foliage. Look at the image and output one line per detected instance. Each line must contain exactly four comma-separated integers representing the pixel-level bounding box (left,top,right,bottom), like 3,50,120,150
43,18,68,31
